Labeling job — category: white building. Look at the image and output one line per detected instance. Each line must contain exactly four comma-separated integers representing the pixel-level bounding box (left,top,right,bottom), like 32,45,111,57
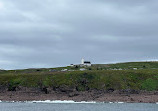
80,68,86,71
61,69,68,71
81,58,91,66
70,58,92,67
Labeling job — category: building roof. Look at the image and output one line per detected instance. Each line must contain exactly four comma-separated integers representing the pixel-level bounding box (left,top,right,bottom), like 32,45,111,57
84,61,91,64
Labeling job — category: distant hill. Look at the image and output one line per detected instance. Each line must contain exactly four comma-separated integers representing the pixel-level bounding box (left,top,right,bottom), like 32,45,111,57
93,61,158,70
0,61,157,94
1,61,158,73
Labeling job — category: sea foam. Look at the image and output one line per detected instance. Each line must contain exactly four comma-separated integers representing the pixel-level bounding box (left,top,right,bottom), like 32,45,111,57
26,100,97,104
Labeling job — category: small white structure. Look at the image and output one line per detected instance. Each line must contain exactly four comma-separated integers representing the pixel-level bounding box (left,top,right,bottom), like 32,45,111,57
133,68,137,70
61,69,68,72
81,58,91,66
70,58,92,67
80,68,86,71
81,58,84,64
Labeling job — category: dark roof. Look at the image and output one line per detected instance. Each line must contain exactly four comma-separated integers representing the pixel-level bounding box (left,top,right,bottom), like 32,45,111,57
84,61,91,64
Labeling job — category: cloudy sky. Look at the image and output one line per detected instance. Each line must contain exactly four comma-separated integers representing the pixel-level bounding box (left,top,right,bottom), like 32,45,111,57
0,0,158,69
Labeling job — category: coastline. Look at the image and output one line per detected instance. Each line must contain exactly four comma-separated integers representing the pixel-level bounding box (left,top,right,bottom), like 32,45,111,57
0,67,157,103
0,89,157,103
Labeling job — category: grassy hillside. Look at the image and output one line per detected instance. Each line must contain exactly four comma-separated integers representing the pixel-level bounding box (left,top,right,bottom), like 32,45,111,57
93,61,158,70
0,61,158,92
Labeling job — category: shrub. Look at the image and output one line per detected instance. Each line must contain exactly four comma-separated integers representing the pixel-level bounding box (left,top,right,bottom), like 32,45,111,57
8,78,22,91
141,78,158,91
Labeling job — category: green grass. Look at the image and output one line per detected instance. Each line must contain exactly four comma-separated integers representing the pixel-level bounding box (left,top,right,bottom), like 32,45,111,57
0,68,157,91
104,61,158,69
0,61,158,91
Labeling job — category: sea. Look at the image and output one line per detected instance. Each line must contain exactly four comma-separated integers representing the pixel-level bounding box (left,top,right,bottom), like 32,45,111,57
0,100,157,111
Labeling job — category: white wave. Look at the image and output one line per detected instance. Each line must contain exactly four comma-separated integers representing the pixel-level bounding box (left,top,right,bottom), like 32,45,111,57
2,101,15,103
117,102,124,104
0,100,126,104
156,102,158,104
108,102,124,104
0,100,2,103
26,100,97,104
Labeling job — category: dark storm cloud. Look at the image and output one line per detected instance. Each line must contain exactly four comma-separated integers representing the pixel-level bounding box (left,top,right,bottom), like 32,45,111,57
0,0,158,69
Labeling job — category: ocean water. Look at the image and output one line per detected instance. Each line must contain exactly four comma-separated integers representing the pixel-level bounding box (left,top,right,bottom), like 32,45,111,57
0,101,157,111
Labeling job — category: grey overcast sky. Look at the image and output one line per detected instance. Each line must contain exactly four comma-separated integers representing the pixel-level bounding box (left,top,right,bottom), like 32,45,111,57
0,0,158,69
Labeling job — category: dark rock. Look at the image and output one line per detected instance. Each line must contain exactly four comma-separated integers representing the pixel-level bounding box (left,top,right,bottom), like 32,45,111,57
55,85,75,93
42,87,48,94
120,89,140,94
131,89,139,94
154,91,158,95
75,86,90,91
107,88,115,93
0,85,7,92
130,98,134,101
8,86,16,91
69,92,79,97
41,87,52,94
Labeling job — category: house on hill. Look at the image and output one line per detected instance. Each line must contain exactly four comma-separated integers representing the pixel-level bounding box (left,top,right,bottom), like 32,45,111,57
70,58,92,67
81,58,91,66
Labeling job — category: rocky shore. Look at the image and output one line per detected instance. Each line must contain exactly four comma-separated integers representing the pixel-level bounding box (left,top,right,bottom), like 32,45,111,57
0,87,157,103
